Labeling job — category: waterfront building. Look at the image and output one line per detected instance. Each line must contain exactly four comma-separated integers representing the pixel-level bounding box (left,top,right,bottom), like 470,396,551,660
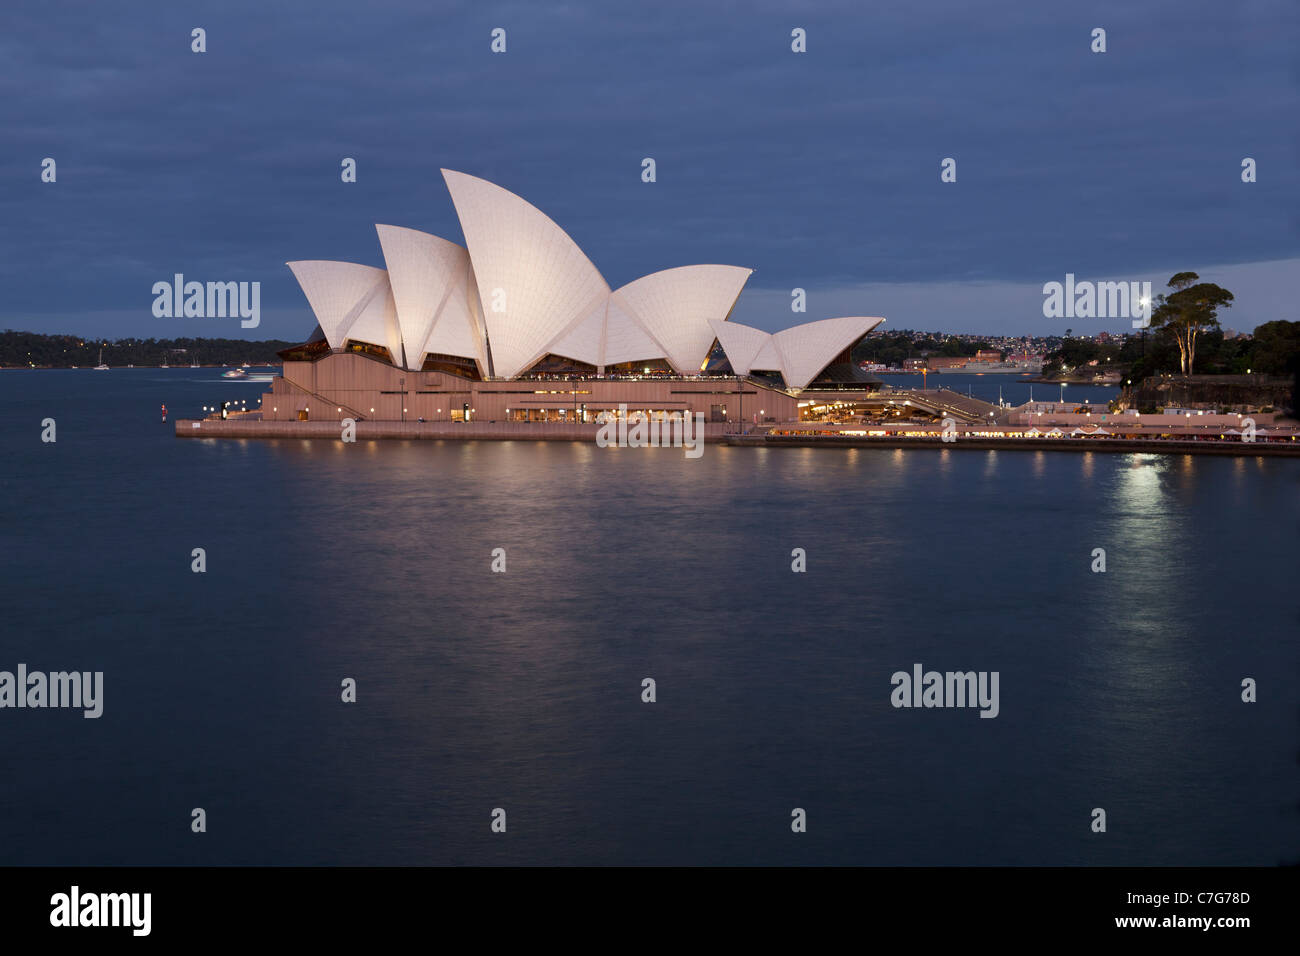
262,171,884,424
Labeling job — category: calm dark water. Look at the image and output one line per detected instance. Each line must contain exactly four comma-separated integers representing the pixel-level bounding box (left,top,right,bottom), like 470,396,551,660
2,369,1297,865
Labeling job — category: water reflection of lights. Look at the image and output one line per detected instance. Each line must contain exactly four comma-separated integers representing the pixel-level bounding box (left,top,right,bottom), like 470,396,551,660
1097,453,1197,790
936,446,952,476
1117,454,1167,508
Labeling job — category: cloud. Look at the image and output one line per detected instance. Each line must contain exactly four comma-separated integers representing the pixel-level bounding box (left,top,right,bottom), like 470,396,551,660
2,0,1295,337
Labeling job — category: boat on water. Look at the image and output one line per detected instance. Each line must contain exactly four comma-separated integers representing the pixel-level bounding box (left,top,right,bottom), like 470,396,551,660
222,368,249,379
93,348,109,371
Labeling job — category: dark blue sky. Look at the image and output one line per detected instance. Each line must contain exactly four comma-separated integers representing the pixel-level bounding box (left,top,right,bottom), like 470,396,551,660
3,0,1296,340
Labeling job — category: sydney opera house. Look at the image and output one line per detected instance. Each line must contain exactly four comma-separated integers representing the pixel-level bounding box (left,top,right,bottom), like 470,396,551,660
261,170,884,425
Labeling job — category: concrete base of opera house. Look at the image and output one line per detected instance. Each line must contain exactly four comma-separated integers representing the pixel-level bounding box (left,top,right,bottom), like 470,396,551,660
256,352,801,425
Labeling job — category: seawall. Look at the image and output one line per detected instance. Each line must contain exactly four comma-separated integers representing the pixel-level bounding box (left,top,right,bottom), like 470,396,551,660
174,419,1300,455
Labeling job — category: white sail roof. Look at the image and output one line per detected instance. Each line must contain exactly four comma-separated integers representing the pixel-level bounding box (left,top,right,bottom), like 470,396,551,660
285,261,402,362
344,279,403,363
546,293,677,369
612,265,752,374
707,319,768,376
774,316,885,389
751,338,785,373
546,299,606,367
375,225,488,376
441,169,611,379
711,316,885,390
601,296,665,366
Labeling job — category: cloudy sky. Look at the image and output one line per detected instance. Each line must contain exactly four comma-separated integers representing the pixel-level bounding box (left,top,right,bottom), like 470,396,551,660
2,0,1295,341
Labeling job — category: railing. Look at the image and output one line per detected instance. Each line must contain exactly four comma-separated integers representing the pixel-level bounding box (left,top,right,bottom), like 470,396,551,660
277,376,369,421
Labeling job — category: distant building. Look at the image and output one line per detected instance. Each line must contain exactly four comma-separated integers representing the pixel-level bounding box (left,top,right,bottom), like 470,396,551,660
974,349,1002,362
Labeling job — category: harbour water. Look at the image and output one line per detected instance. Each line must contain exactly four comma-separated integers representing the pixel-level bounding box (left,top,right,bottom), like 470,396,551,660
2,369,1296,865
881,372,1120,407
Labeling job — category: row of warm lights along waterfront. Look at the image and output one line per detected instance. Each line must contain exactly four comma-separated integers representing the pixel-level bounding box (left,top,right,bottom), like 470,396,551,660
197,388,1298,449
779,426,1296,441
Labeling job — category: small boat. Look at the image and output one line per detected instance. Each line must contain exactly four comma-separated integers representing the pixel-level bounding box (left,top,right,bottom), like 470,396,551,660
222,368,248,379
93,348,109,371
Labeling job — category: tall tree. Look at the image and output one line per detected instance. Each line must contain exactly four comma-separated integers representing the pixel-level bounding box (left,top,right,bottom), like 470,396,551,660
1249,320,1300,375
1150,272,1234,374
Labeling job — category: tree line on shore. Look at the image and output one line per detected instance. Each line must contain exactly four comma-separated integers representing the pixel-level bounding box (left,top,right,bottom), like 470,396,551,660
0,331,295,368
853,272,1297,382
1041,271,1295,380
1042,320,1299,381
852,334,996,367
